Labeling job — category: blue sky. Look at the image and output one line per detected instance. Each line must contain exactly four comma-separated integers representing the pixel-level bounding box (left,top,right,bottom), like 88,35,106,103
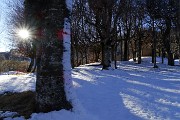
0,0,11,52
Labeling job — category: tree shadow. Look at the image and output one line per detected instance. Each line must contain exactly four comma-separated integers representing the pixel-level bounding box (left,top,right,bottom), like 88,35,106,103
72,63,180,120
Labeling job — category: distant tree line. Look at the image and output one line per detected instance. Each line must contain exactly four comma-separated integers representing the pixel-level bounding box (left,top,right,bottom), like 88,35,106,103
6,0,180,70
71,0,180,68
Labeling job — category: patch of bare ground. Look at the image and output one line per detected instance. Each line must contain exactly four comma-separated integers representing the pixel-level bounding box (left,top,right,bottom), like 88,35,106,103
0,91,35,119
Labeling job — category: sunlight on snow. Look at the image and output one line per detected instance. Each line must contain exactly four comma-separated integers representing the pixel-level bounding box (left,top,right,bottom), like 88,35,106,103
119,92,165,120
126,80,180,94
156,99,180,108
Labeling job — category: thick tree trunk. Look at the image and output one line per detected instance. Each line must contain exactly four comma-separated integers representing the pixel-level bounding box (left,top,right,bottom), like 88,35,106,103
25,0,72,112
36,40,72,112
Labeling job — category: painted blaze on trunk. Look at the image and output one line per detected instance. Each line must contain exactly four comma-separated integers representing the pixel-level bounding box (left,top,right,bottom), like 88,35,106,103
25,0,72,112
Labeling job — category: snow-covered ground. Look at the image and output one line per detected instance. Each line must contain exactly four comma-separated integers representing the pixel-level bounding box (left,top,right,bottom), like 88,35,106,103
0,73,35,94
0,57,180,120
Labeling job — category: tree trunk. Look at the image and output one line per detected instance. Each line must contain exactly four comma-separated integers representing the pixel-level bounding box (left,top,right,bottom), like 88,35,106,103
36,40,72,112
32,59,37,73
133,40,137,62
176,0,180,64
161,48,165,64
101,42,111,69
129,40,136,62
123,40,128,61
95,51,99,62
111,45,115,61
137,37,142,64
75,48,79,67
27,44,36,73
114,43,117,69
120,40,123,61
152,48,154,63
152,19,158,68
25,0,72,112
80,51,84,65
85,49,88,64
158,47,161,57
27,58,34,72
162,18,173,66
168,52,174,66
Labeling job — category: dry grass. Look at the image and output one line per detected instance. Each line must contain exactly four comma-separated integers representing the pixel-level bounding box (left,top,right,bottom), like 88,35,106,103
0,91,35,119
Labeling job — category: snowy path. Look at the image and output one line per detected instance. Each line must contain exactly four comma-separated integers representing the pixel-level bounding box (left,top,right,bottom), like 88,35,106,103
72,61,180,120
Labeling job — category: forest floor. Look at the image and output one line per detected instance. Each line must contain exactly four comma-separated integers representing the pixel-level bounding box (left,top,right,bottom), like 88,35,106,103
0,57,180,120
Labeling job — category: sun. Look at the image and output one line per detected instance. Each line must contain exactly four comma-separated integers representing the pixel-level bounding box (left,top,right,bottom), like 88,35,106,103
18,29,30,39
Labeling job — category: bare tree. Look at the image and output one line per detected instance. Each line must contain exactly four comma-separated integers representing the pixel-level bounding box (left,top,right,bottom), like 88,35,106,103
4,0,37,72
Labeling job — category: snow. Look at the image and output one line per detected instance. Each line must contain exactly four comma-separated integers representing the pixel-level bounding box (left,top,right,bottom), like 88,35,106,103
0,74,35,94
0,57,180,120
63,17,74,102
66,0,72,11
63,18,87,120
0,111,18,118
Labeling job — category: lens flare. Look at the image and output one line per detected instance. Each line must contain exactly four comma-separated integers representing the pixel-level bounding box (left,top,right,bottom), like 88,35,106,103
18,29,30,39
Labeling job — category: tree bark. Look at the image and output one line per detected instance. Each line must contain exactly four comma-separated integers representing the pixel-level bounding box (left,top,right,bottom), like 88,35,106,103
25,0,72,113
123,40,128,61
153,20,158,68
167,52,174,66
94,51,99,62
137,37,142,64
75,47,79,66
162,18,174,66
27,58,34,72
85,49,88,64
101,42,111,69
161,48,165,64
